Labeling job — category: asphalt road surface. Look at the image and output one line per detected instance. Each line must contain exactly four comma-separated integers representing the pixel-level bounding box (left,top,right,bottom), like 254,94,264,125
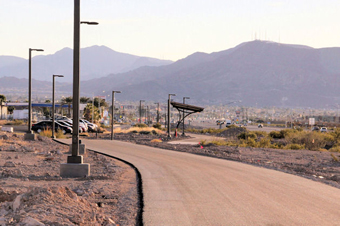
58,138,340,225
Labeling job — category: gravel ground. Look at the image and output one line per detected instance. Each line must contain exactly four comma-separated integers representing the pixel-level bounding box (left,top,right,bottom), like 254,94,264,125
0,131,139,226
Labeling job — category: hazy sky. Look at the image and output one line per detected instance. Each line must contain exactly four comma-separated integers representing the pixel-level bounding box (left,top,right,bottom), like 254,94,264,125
1,0,340,61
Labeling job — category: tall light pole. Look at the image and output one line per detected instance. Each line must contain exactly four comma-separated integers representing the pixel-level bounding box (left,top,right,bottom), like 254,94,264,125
92,94,94,123
146,105,149,125
155,102,160,123
168,94,176,137
182,97,190,136
52,75,64,138
139,100,145,124
111,90,121,140
27,48,44,136
69,0,98,164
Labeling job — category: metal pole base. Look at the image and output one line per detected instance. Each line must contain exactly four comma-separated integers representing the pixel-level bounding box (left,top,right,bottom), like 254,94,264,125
24,132,36,141
67,155,83,164
60,163,90,178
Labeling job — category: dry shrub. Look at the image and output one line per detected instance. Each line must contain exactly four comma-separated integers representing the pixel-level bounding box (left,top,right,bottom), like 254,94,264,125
199,139,237,147
329,146,340,153
40,129,52,137
5,120,24,126
134,123,148,128
331,153,339,161
39,129,65,138
285,131,334,151
56,130,66,139
115,127,165,135
151,139,162,143
284,143,305,150
152,123,162,130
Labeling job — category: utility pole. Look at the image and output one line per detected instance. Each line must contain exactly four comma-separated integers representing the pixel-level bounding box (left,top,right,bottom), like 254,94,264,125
168,94,176,137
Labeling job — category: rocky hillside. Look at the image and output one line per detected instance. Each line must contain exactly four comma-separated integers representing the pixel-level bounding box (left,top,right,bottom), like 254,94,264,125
82,40,340,108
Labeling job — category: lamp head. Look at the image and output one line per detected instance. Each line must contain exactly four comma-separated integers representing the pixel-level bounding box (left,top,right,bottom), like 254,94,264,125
81,21,99,25
30,48,44,52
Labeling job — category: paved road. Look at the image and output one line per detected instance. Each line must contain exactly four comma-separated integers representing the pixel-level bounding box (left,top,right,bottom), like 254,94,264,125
58,138,340,225
190,121,283,133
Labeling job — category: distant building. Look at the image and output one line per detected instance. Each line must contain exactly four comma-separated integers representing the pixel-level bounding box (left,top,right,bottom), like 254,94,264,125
0,102,8,119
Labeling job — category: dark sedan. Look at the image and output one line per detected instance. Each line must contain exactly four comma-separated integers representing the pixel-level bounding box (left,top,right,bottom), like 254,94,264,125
31,120,73,134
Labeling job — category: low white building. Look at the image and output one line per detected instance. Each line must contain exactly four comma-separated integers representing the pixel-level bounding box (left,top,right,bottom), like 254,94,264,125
0,103,8,119
12,109,28,120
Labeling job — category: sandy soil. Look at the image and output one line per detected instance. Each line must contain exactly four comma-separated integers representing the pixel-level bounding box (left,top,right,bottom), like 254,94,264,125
0,131,139,226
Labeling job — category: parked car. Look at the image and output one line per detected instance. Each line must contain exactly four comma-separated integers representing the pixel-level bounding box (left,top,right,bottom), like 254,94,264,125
32,120,73,134
312,126,320,131
320,127,327,133
79,119,88,132
57,120,83,133
83,119,98,132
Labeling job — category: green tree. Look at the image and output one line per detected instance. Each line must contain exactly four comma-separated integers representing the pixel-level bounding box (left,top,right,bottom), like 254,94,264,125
83,103,100,122
42,99,51,118
7,106,14,115
62,96,73,117
80,97,90,104
0,94,6,119
93,97,108,108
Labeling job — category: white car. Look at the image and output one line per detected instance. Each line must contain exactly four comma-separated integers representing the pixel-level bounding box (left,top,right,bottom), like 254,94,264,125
320,127,327,132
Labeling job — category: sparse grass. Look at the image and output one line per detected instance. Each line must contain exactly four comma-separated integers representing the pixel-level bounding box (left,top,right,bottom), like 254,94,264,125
39,129,52,137
56,130,66,139
152,123,162,130
199,139,237,147
114,127,165,135
187,127,238,135
329,146,340,153
39,129,66,138
133,123,148,128
5,119,24,126
284,143,305,150
331,153,339,161
237,132,257,140
151,139,162,143
195,127,338,151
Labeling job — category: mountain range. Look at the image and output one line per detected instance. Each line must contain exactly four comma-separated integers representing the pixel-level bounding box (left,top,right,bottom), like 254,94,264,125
2,40,340,108
0,45,173,82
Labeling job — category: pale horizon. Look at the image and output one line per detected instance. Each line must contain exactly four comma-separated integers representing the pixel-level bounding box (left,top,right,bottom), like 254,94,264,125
1,0,340,61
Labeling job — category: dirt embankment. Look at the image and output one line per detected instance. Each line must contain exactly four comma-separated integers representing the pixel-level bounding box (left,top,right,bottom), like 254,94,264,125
0,132,138,225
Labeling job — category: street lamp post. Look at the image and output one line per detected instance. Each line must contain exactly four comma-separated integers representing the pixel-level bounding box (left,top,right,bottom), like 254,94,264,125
182,97,190,136
111,91,121,140
52,75,64,138
61,0,98,178
27,48,44,136
146,106,149,125
139,100,145,124
155,102,160,123
69,0,98,164
168,94,176,137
